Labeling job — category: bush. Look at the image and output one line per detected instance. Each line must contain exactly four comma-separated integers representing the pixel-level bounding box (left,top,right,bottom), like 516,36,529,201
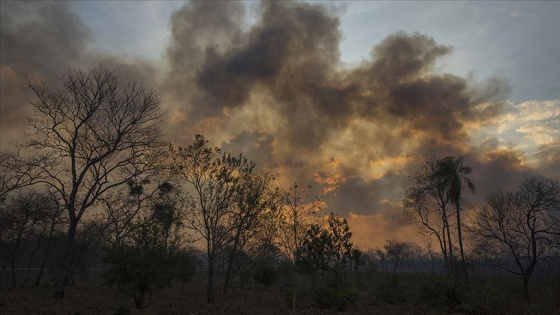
112,306,131,315
284,286,295,308
174,250,197,288
375,274,406,305
253,265,277,287
313,285,357,311
417,279,461,308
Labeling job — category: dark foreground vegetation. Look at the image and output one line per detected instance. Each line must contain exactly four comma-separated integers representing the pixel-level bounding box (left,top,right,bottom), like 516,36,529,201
2,66,560,314
1,269,559,314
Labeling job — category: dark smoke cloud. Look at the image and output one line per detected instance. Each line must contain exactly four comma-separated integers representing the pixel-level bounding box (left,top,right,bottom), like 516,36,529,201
164,1,246,120
0,1,92,133
0,1,160,148
162,0,517,221
165,2,507,159
322,173,407,216
220,130,278,172
0,1,92,79
165,1,351,149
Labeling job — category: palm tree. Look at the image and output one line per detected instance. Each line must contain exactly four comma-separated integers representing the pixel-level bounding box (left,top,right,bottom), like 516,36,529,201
436,156,475,284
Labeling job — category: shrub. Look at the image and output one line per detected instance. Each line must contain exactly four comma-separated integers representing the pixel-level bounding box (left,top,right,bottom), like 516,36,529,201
313,285,357,311
253,265,277,287
112,306,131,315
375,274,406,305
417,279,461,308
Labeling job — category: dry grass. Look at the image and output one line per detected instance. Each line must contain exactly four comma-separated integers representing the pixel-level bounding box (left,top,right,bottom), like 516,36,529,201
1,271,559,315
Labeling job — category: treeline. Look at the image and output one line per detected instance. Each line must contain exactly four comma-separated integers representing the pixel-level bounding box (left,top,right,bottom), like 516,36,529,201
1,66,559,312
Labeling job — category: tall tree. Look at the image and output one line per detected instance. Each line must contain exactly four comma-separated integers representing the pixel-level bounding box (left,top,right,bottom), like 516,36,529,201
223,172,279,293
277,183,318,263
170,134,253,303
436,156,475,283
403,158,456,278
276,183,319,310
21,66,164,298
469,177,560,302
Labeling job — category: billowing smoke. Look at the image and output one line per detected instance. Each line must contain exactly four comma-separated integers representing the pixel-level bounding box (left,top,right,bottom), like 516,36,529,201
0,1,91,137
2,1,555,248
163,1,512,219
0,1,159,148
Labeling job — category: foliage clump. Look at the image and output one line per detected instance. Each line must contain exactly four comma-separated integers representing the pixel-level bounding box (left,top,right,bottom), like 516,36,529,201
103,182,195,308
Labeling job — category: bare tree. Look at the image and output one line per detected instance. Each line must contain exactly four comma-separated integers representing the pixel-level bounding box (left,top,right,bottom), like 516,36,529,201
468,177,560,302
21,66,164,298
170,134,253,303
0,152,43,203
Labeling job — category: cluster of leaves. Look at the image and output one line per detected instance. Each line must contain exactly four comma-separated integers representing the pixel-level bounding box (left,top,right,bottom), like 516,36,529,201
103,182,196,309
312,278,358,311
296,213,356,276
294,213,361,310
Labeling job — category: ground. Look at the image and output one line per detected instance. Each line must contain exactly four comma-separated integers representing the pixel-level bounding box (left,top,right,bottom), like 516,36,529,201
1,271,559,314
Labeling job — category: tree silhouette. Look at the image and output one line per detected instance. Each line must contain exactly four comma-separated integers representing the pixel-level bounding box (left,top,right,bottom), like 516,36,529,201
223,172,279,293
170,134,254,303
436,156,475,284
403,158,456,278
296,213,355,277
469,177,560,302
103,182,190,308
0,152,43,203
21,66,164,298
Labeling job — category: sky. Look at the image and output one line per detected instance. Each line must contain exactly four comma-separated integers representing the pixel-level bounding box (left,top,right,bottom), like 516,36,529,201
1,0,559,249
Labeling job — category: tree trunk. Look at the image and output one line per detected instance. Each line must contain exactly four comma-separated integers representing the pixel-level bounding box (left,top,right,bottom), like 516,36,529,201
10,231,24,289
439,233,450,277
54,219,77,299
206,254,215,303
10,252,17,289
223,235,240,294
522,274,530,303
34,239,50,287
35,219,56,287
455,203,469,285
23,235,42,288
443,213,456,280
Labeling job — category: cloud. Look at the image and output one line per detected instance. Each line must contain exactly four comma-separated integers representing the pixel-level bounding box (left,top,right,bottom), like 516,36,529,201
0,1,162,149
321,173,407,217
0,1,92,140
163,2,508,187
220,130,278,172
2,0,556,250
